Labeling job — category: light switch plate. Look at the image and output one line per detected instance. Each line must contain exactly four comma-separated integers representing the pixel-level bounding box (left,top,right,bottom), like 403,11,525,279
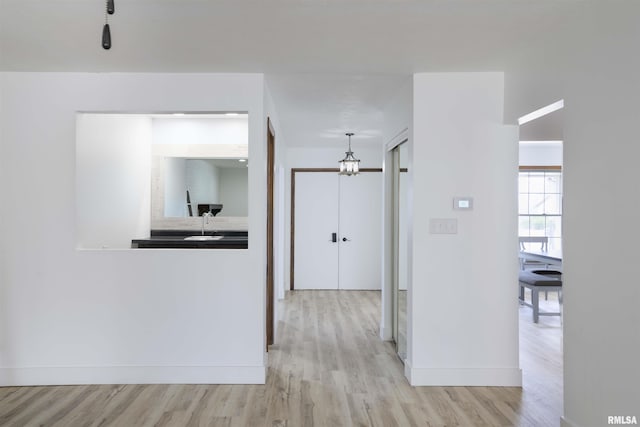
429,218,458,234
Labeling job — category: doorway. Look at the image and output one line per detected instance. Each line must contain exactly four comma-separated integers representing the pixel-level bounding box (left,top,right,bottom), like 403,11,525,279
290,168,382,290
517,101,564,419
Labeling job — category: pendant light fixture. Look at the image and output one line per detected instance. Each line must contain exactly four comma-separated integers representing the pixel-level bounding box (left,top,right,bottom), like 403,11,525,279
102,0,115,50
339,132,360,176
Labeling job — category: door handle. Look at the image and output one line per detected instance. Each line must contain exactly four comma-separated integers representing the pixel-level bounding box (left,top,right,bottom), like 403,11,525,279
342,237,350,242
331,232,337,243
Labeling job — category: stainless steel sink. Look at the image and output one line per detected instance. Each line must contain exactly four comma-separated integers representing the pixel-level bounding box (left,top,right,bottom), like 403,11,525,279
184,235,223,241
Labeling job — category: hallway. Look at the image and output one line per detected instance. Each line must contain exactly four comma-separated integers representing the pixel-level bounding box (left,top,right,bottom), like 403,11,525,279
0,291,561,426
266,290,561,426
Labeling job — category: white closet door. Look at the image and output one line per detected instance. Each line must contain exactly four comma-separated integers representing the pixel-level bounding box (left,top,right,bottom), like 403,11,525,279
294,173,340,290
338,173,382,290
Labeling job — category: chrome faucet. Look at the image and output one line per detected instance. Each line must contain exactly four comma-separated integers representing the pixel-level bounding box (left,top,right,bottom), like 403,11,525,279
202,211,214,235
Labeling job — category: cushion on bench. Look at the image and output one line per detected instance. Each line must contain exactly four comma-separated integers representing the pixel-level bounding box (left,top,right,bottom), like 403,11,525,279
519,271,562,287
531,269,562,276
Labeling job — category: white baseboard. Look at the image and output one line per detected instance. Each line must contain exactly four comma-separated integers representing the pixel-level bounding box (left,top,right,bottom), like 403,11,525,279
405,362,522,386
0,365,266,386
379,324,392,341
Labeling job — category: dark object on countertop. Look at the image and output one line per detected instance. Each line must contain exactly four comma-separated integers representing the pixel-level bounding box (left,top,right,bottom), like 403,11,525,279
198,204,223,216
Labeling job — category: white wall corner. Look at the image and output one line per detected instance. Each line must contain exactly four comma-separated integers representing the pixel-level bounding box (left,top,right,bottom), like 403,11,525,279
560,416,582,427
0,365,267,386
384,127,409,152
379,323,392,341
404,358,413,383
407,366,522,387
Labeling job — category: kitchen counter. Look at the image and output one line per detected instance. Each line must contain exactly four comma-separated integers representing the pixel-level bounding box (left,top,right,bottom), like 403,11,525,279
131,230,248,249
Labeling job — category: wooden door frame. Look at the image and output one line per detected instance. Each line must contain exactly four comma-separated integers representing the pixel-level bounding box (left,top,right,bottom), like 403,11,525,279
290,168,382,290
266,118,275,349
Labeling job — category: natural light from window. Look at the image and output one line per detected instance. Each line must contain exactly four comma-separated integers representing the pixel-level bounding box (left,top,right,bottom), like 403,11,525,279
519,168,562,252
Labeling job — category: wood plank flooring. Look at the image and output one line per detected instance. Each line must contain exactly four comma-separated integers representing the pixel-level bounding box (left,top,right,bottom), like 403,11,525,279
518,290,564,427
0,290,562,426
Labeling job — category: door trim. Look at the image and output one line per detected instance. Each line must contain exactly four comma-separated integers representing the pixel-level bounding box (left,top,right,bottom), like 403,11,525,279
266,118,275,349
381,133,409,341
290,168,382,290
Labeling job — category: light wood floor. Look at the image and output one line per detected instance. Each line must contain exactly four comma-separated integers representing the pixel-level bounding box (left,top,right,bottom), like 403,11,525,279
518,289,564,426
0,290,562,426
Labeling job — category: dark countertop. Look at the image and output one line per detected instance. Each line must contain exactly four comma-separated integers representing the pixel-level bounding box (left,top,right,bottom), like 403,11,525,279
132,230,248,249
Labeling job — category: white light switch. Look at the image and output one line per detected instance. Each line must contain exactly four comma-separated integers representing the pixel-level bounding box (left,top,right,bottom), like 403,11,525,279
429,218,458,234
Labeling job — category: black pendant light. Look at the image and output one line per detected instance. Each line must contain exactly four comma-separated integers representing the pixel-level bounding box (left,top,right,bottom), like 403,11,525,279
102,0,115,50
102,24,111,50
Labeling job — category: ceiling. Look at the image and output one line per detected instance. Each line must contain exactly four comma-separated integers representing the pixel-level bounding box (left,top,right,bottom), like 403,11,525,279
0,0,579,148
266,73,409,147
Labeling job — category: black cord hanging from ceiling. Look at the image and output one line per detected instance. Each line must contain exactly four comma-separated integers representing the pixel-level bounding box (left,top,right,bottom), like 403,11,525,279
102,0,115,50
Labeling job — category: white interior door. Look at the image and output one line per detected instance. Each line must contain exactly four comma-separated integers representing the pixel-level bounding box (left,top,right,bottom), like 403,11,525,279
294,173,339,289
338,173,382,290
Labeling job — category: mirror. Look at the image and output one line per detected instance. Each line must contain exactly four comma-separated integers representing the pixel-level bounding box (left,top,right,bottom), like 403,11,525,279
150,114,249,230
161,158,248,218
392,141,408,361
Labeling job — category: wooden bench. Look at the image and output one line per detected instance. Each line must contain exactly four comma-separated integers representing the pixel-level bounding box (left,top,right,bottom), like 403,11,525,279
518,270,562,323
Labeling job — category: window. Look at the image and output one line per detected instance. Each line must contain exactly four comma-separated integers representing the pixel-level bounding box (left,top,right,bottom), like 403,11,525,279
519,166,562,251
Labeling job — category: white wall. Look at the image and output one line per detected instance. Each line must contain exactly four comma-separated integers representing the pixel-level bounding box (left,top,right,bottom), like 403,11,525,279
408,72,521,386
76,114,152,249
0,72,267,385
382,77,412,144
505,3,640,425
219,168,249,217
152,116,249,146
0,81,7,354
519,142,563,166
557,4,639,426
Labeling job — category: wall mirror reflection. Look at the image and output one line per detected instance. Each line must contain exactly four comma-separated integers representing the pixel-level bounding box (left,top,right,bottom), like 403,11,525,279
150,114,248,227
160,158,248,218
